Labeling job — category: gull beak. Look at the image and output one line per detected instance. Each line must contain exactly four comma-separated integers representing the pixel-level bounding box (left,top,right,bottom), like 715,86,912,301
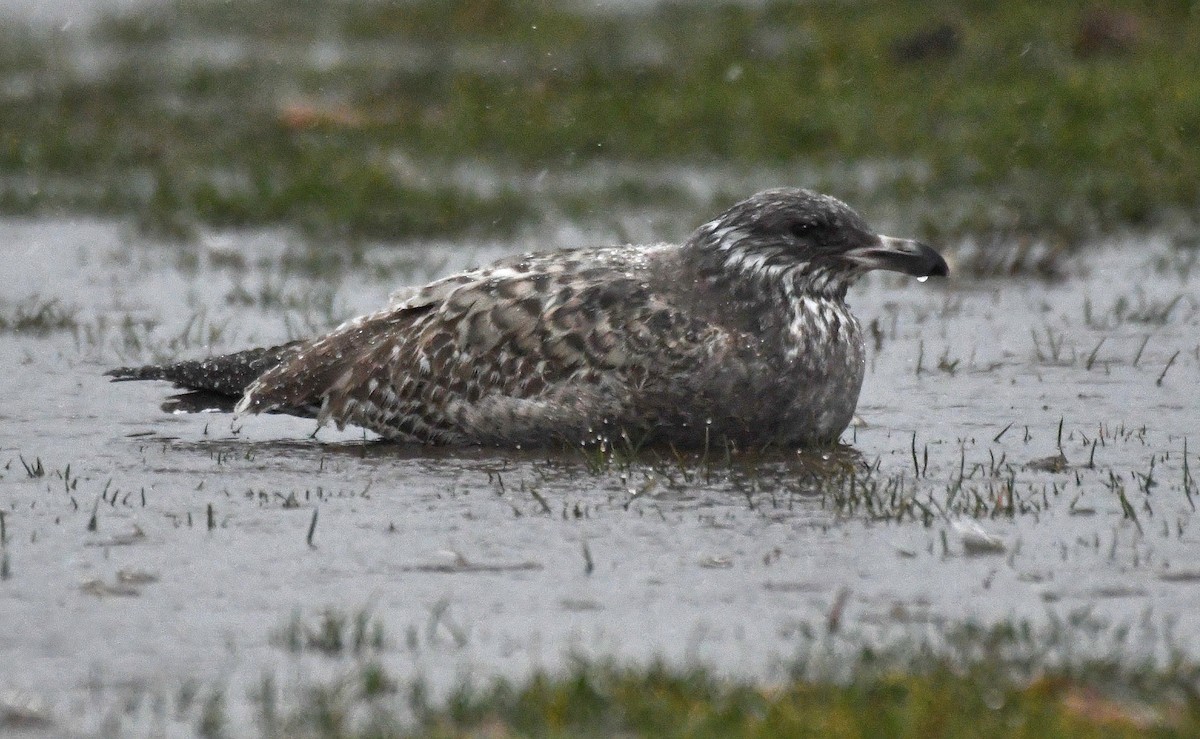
843,235,949,278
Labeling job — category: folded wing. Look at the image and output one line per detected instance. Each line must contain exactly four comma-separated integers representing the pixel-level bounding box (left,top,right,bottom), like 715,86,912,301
236,267,733,444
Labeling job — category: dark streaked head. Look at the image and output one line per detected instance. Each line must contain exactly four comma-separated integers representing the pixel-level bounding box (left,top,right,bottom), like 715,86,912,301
688,187,948,295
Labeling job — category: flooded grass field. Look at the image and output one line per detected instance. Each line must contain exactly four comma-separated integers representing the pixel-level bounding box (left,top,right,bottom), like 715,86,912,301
3,0,1200,735
2,215,1199,734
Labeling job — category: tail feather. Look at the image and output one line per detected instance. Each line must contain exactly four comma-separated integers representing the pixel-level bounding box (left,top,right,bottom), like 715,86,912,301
106,341,304,401
161,390,242,414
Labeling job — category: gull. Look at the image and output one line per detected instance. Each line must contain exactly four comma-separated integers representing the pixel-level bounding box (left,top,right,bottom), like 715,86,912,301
109,188,948,447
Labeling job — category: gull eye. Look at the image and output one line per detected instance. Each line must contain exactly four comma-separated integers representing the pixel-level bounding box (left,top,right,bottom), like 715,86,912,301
789,221,817,239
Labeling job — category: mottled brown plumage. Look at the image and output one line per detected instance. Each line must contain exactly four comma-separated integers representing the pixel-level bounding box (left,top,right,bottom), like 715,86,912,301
108,188,948,447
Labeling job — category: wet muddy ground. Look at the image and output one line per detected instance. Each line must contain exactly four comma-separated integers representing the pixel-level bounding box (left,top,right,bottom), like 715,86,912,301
2,217,1199,734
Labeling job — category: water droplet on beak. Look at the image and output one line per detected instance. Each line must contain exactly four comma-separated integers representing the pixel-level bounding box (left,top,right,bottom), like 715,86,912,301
917,276,929,283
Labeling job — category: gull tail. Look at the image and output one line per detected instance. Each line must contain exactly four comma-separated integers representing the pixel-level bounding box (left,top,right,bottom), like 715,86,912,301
106,341,305,414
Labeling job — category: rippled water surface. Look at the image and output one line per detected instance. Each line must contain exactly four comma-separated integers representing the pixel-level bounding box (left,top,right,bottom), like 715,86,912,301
2,219,1199,733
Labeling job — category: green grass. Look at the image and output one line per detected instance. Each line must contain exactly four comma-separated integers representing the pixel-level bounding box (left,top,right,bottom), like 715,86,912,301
1,0,1197,252
407,663,1193,738
243,613,1200,738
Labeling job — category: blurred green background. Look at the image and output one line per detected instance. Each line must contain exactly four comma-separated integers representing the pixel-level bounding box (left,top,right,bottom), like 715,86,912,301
2,0,1197,257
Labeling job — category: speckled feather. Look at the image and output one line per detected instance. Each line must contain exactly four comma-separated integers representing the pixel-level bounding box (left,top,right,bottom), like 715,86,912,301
109,188,948,447
235,245,741,445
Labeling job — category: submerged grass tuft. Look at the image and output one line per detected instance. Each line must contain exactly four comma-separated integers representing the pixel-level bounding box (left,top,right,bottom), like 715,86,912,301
273,608,386,657
0,298,78,335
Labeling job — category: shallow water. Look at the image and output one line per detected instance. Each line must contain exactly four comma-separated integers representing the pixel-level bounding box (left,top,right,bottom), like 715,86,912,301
2,218,1199,734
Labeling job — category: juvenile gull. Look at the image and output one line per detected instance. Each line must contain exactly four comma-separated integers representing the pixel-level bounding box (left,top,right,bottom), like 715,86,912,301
108,188,948,447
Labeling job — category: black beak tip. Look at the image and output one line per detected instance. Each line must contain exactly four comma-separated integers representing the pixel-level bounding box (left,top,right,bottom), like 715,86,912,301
913,241,949,278
927,254,950,278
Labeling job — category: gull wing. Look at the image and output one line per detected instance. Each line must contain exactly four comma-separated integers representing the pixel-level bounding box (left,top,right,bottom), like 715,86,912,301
236,265,734,444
